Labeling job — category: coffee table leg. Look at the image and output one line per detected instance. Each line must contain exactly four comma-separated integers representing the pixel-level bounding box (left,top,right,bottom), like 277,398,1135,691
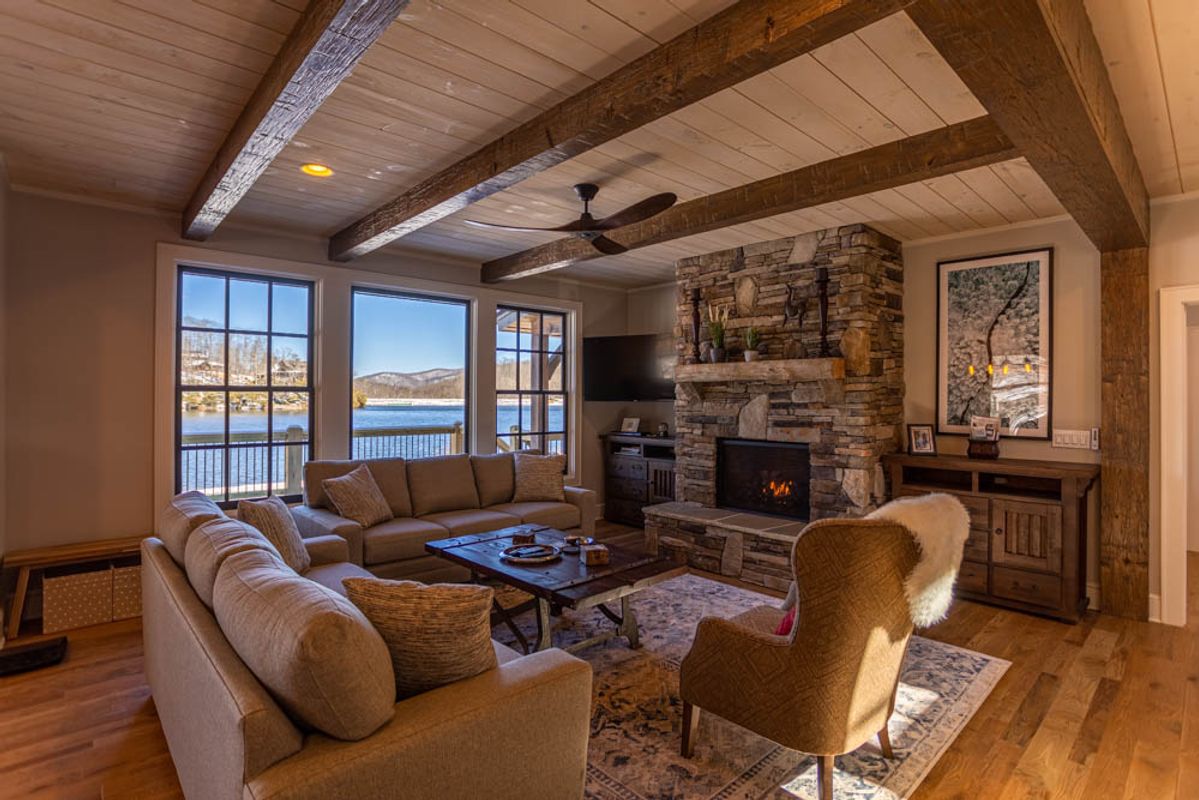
618,595,640,649
534,598,553,651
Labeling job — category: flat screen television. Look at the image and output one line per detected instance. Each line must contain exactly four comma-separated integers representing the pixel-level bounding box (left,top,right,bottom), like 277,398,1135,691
583,334,674,401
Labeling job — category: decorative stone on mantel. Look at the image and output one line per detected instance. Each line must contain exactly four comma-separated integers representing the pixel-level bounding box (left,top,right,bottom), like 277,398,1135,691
672,223,905,522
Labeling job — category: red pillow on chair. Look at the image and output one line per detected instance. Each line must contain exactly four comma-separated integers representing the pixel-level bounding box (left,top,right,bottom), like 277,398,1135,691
774,606,797,636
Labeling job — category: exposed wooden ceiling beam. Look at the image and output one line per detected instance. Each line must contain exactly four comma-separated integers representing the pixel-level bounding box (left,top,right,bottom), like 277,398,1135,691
907,0,1149,252
481,116,1016,282
328,0,916,261
182,0,405,240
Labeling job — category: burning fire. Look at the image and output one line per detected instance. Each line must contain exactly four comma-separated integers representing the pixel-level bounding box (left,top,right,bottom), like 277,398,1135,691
761,479,795,501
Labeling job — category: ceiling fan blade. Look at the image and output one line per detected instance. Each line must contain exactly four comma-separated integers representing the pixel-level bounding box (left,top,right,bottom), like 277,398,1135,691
589,235,628,255
594,193,677,230
462,218,591,233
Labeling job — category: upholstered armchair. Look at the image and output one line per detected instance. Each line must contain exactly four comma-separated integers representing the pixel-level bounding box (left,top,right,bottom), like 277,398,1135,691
679,518,922,800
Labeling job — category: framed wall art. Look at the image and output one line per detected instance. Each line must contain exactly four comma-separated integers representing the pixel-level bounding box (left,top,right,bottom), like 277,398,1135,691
936,247,1052,438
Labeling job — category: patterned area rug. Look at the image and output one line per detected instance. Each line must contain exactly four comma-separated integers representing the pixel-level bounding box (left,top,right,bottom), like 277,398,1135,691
493,573,1009,800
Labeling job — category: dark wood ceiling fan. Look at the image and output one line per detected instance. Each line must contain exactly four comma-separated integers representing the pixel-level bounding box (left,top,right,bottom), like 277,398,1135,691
462,183,677,255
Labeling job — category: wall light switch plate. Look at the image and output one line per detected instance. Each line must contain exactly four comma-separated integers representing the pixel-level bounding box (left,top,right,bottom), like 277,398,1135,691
1091,427,1100,450
1053,429,1092,449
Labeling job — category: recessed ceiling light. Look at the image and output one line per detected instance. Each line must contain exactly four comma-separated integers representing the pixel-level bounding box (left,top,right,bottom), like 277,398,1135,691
300,163,334,177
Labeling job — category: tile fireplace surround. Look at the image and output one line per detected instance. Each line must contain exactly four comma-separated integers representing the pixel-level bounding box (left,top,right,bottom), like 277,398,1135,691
645,224,905,589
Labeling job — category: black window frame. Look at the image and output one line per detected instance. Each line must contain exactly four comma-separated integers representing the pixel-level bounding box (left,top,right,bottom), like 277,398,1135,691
175,266,315,508
495,305,568,459
348,287,473,459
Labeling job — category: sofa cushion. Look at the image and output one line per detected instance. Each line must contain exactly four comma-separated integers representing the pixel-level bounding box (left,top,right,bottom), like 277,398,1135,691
364,458,413,518
407,454,480,516
159,491,225,564
486,501,580,532
419,509,519,536
238,496,311,573
304,561,374,597
184,517,282,608
512,452,566,503
363,517,452,566
213,549,396,741
303,460,361,510
343,577,497,698
471,453,515,507
322,464,394,528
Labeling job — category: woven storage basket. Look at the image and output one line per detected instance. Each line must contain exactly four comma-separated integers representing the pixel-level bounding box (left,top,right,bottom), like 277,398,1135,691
43,568,113,634
112,566,142,620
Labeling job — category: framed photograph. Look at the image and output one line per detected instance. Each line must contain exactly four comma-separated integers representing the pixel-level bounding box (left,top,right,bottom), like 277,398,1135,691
907,424,937,456
620,417,641,433
937,247,1052,438
970,415,1002,442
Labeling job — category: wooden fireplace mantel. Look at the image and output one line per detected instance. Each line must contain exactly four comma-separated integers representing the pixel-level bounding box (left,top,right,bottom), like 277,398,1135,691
675,357,845,384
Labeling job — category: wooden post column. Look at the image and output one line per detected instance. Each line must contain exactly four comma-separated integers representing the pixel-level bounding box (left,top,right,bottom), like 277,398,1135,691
1099,247,1150,620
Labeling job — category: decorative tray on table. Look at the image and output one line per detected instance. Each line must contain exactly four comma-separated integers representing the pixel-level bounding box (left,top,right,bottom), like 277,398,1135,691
500,543,561,564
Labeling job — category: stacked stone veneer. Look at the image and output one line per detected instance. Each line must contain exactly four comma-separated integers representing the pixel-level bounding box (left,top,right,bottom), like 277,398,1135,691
647,224,905,589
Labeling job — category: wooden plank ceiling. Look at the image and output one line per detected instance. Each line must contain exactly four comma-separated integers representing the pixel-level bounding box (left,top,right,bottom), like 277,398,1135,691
0,1,1189,287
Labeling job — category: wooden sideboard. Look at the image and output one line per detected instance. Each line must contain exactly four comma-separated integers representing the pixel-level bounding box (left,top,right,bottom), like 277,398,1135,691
883,454,1100,623
602,433,676,527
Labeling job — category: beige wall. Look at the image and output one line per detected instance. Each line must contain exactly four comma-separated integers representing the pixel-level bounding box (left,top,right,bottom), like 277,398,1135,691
1150,195,1199,592
0,159,8,603
4,191,628,552
1189,309,1199,552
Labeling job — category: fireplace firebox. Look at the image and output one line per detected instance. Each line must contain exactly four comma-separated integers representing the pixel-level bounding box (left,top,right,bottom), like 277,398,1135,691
716,438,811,520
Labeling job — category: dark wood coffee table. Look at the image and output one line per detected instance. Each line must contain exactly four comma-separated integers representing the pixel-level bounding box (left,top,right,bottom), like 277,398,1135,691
426,525,685,654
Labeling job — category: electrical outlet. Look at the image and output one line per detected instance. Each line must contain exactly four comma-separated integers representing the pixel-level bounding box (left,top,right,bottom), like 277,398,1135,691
1053,429,1092,449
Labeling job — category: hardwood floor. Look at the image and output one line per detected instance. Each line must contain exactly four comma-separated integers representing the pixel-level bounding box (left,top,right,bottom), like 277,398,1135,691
1,528,1196,800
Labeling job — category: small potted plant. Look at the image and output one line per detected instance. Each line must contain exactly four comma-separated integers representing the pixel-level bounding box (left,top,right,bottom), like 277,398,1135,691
743,327,761,361
706,303,729,363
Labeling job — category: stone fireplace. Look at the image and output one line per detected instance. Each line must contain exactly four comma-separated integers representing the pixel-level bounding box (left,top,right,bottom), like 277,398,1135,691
643,223,905,590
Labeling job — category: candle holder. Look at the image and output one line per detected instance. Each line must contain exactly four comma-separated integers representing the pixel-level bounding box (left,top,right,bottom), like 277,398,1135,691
689,288,702,363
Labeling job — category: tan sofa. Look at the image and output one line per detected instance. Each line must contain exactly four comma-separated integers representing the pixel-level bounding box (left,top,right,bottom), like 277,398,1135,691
145,492,593,800
292,453,597,582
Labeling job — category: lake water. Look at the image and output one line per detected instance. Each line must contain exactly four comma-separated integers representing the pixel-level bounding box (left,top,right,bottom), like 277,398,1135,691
181,404,564,435
180,404,565,497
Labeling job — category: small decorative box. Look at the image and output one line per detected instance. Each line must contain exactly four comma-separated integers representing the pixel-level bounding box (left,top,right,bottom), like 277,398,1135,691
579,544,610,566
511,530,537,545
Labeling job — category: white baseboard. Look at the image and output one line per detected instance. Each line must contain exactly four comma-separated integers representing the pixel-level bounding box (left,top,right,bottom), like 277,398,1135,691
1086,582,1100,611
1149,593,1162,623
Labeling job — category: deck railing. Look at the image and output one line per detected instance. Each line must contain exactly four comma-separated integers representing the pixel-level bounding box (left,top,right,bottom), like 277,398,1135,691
351,422,465,461
180,422,469,499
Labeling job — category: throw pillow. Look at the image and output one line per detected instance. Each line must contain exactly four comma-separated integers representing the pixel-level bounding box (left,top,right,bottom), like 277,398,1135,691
343,577,497,698
512,452,566,503
237,496,310,573
322,464,394,528
774,606,797,637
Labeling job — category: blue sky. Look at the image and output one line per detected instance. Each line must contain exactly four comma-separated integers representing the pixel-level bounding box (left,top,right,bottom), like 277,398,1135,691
353,291,466,376
181,272,309,335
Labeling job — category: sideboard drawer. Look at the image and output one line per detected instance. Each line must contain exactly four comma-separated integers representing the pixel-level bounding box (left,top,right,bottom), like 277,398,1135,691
609,456,647,480
608,476,648,502
992,567,1061,609
958,560,988,595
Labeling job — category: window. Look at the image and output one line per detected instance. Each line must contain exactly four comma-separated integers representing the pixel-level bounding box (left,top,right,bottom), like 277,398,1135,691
176,268,313,505
495,307,567,456
351,289,470,459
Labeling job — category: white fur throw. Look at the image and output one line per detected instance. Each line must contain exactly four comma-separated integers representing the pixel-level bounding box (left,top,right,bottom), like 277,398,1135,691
867,493,970,627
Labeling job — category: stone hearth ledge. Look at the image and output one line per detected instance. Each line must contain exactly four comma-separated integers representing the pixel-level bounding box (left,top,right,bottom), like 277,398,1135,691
643,502,806,590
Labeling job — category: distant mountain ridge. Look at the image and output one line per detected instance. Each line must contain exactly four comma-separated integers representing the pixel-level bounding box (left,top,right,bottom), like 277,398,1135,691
354,368,465,399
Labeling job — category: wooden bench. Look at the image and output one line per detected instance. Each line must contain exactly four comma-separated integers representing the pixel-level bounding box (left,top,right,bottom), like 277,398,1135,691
4,536,145,640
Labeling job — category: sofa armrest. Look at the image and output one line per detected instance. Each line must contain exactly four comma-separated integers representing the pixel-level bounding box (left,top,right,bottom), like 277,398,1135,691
302,534,349,567
245,649,593,800
563,486,597,536
290,506,364,566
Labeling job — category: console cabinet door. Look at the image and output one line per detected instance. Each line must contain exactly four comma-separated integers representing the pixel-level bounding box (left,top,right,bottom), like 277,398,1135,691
647,459,676,504
991,499,1062,574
